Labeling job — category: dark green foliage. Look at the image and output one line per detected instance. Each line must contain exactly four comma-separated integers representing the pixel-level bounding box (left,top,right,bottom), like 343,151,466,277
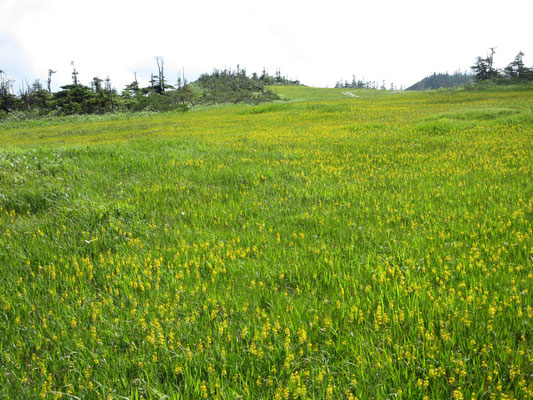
53,84,107,114
503,51,533,81
195,67,280,104
0,63,287,121
471,49,533,85
18,80,50,112
258,68,301,86
0,70,21,115
124,91,189,112
406,72,473,91
334,76,382,89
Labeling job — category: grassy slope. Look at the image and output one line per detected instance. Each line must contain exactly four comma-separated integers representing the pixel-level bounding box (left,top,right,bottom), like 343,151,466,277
0,87,532,399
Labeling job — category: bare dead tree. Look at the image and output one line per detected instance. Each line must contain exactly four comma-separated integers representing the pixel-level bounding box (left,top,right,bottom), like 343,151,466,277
155,56,165,93
70,61,79,85
47,69,56,93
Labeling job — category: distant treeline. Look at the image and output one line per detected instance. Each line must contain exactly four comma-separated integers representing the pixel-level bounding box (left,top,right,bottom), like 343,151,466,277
334,76,400,91
408,49,533,91
0,59,300,120
406,72,472,91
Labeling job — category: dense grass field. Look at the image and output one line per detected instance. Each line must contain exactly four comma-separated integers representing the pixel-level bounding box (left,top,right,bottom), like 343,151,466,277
0,86,532,399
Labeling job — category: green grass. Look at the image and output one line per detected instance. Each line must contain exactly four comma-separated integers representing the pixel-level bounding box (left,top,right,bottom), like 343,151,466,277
0,87,532,400
270,85,392,101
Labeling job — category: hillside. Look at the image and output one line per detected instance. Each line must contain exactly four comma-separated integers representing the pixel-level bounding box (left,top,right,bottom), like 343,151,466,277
406,72,473,90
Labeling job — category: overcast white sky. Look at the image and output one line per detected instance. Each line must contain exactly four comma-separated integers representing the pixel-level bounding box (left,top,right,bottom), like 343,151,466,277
1,0,533,90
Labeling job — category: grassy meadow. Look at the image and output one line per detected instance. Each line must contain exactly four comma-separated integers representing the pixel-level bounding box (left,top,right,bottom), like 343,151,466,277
0,86,532,399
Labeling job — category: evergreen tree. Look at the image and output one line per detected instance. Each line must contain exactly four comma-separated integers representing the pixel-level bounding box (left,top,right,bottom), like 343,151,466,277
471,48,500,81
504,51,531,81
0,70,20,114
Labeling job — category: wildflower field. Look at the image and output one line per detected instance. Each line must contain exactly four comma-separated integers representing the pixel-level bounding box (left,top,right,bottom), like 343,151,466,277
0,86,532,399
